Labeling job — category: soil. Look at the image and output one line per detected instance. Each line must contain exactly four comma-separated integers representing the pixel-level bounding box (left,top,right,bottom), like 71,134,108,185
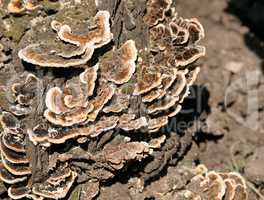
173,0,264,199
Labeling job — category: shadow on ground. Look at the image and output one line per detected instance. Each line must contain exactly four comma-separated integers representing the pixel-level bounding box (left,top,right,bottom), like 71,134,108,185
226,0,264,73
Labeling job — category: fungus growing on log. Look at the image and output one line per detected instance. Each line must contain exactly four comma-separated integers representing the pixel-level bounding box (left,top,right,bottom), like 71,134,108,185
134,164,248,200
32,166,77,199
18,11,112,68
178,166,249,200
23,4,205,143
0,1,209,199
0,113,32,197
8,73,40,116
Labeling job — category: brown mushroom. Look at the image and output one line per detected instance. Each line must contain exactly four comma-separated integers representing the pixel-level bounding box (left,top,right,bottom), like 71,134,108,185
100,40,138,84
0,137,28,164
1,154,31,176
118,114,148,131
133,64,162,95
148,135,166,149
0,162,27,184
103,139,151,170
29,116,119,144
86,83,116,122
9,73,40,116
181,165,249,200
144,0,172,27
32,170,77,199
18,43,96,68
18,11,112,68
16,5,205,148
57,11,112,47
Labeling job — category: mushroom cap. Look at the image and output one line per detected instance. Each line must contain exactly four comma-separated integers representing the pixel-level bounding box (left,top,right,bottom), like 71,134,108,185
0,112,20,129
8,185,30,200
0,162,27,184
18,44,95,68
0,137,28,164
1,153,31,176
57,11,112,47
18,10,113,68
30,116,119,144
144,0,172,27
182,166,249,200
32,170,77,199
103,139,151,170
100,40,138,84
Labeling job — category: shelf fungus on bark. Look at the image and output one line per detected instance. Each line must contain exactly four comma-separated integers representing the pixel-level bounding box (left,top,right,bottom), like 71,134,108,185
32,165,77,199
8,73,40,116
16,4,205,144
100,40,138,84
0,3,206,199
144,0,172,27
174,165,248,200
7,0,41,13
47,135,158,182
131,164,248,200
0,112,79,199
18,11,112,68
145,0,205,67
102,140,152,170
0,112,34,199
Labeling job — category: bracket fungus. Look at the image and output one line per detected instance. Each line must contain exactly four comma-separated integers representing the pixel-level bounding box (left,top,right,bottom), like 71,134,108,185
7,0,41,13
1,0,207,199
174,166,249,200
19,5,205,145
18,11,113,68
8,73,40,116
128,164,249,200
0,112,32,198
0,113,79,200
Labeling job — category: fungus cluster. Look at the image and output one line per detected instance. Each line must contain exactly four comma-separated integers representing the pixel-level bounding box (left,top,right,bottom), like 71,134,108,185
18,1,205,145
19,10,113,68
1,0,208,199
127,165,249,200
174,165,249,200
0,112,78,199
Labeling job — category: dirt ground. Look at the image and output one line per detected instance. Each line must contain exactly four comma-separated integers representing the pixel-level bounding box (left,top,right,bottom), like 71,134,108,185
174,0,264,199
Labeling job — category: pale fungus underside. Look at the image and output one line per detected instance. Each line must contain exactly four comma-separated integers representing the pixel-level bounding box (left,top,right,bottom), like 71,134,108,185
0,0,249,199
